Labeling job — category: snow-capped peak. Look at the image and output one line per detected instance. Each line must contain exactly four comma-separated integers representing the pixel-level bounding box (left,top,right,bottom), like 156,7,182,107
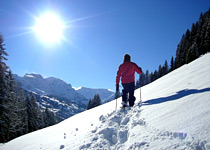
14,73,86,104
107,89,114,92
24,73,43,79
24,74,35,78
73,86,83,91
76,87,114,102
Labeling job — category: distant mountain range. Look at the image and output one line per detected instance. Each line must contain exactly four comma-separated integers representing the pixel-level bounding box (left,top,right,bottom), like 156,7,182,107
76,87,115,103
13,73,115,120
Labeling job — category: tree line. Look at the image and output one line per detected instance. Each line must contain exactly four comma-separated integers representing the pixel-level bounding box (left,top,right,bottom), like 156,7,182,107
0,33,57,143
87,94,102,110
136,8,210,89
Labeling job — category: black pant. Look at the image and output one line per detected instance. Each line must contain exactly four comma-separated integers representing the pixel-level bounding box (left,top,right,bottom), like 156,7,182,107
122,82,136,107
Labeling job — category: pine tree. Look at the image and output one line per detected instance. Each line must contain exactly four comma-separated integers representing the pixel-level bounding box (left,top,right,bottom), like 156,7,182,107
87,94,101,110
0,33,10,142
26,94,40,132
163,60,169,75
135,80,140,89
153,70,158,81
170,56,175,72
158,65,163,78
87,99,93,110
136,70,151,88
4,70,27,141
195,12,205,55
139,72,146,87
92,94,101,108
0,33,9,106
175,30,191,68
43,106,56,127
202,8,210,54
175,35,184,68
16,90,28,134
191,22,199,43
150,72,154,82
145,70,150,84
186,42,199,63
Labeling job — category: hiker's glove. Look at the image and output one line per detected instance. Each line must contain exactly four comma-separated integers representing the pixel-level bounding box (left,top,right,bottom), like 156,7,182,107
116,84,119,92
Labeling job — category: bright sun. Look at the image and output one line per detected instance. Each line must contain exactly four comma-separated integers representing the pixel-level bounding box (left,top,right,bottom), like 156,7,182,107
34,12,64,44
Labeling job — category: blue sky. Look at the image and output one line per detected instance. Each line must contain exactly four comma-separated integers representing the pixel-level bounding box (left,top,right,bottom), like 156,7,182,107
1,0,209,91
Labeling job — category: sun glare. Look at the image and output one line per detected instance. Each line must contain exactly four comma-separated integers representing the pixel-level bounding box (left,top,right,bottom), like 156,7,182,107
34,12,64,44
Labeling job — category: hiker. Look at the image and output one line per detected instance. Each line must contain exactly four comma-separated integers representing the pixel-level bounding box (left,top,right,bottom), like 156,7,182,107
116,54,142,107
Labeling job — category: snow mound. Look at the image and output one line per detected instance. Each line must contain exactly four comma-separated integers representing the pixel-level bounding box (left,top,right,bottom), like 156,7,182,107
2,53,210,150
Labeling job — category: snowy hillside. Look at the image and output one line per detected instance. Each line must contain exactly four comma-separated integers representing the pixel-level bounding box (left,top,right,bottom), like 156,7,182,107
2,53,210,150
31,91,86,121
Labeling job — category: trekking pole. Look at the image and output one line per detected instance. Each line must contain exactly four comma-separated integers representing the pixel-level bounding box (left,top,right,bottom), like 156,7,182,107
115,92,117,111
140,87,142,106
115,84,121,111
139,74,142,106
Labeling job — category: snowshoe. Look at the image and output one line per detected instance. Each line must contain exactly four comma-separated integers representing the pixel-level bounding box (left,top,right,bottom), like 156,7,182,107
121,101,128,108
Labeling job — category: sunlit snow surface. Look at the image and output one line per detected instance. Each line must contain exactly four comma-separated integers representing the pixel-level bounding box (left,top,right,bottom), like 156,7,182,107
2,53,210,150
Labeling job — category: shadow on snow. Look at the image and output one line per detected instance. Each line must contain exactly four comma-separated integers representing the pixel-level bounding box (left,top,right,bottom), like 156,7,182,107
142,87,210,105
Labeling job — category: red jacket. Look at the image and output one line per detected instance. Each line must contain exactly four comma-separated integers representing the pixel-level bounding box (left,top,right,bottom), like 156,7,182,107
116,62,142,84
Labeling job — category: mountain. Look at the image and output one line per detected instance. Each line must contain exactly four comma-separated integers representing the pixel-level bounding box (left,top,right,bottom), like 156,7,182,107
14,73,114,104
76,87,115,103
13,74,88,105
3,53,210,150
13,74,89,121
13,73,114,121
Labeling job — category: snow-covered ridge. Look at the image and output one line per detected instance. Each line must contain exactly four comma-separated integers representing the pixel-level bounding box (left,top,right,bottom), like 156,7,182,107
13,74,114,104
14,73,79,99
3,53,210,150
13,73,114,121
73,86,82,90
76,87,115,103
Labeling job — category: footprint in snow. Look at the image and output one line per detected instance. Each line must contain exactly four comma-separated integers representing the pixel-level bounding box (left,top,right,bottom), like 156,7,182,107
158,131,187,140
91,127,97,133
110,114,122,125
131,118,146,128
118,129,129,143
99,127,118,146
99,115,106,123
60,145,65,149
121,117,130,125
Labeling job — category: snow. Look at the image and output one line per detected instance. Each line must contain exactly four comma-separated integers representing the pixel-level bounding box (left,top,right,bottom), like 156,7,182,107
108,89,114,92
2,53,210,150
73,87,83,90
76,87,114,103
24,74,36,78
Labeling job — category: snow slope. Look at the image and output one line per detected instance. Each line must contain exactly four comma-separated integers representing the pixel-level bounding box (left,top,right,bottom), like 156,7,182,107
2,53,210,150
